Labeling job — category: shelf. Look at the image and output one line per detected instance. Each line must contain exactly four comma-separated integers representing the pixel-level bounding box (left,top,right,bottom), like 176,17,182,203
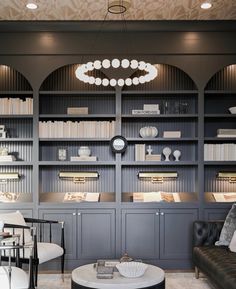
0,138,33,142
122,90,198,95
39,91,115,95
39,114,116,119
127,138,198,142
122,161,198,166
0,162,33,166
39,161,115,166
205,137,236,141
204,161,236,165
122,114,198,119
205,90,236,94
39,138,111,142
0,115,33,118
204,114,236,118
0,91,33,95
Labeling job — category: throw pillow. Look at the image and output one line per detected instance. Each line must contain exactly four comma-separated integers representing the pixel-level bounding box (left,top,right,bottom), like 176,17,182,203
215,203,236,246
229,230,236,253
0,210,32,244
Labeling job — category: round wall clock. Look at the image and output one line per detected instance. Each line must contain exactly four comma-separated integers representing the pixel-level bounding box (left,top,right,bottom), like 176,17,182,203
110,135,128,153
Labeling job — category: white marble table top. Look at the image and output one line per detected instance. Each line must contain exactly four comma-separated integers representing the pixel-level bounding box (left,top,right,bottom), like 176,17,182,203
72,263,165,289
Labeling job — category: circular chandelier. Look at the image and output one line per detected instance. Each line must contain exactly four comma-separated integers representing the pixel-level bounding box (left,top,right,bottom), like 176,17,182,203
75,59,158,87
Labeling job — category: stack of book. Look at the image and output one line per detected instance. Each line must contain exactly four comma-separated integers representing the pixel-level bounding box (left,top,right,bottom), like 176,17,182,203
39,121,115,138
67,107,88,115
163,131,181,138
204,143,236,160
217,129,236,138
70,156,97,162
96,260,114,279
146,154,161,161
132,104,160,115
0,98,33,115
0,155,16,162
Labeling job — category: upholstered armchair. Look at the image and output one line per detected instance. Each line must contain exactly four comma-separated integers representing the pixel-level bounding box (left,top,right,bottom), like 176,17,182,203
0,211,65,287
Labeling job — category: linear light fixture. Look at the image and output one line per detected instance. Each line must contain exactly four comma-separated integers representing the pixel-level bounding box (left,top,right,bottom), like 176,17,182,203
138,171,178,183
217,172,236,183
59,171,99,183
0,172,20,183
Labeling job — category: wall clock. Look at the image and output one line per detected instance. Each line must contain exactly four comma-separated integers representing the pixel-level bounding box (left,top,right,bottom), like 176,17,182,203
110,135,128,153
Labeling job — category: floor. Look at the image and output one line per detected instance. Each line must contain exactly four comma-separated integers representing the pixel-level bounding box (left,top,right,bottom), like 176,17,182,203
38,272,214,289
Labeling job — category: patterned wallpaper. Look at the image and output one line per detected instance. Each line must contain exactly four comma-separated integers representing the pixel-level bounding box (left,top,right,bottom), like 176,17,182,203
0,0,235,20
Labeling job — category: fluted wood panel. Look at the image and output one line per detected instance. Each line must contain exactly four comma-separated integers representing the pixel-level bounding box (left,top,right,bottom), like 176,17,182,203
39,165,115,193
205,93,236,114
40,141,114,161
40,93,115,114
0,165,32,193
206,64,236,90
0,118,32,138
205,166,236,192
122,166,196,193
0,65,31,91
124,64,197,91
0,141,32,161
40,64,113,91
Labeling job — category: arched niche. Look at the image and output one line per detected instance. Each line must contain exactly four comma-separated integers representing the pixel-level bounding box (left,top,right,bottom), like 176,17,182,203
0,64,32,91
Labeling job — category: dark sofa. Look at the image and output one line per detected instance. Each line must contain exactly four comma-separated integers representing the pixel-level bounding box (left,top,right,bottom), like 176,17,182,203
193,221,236,289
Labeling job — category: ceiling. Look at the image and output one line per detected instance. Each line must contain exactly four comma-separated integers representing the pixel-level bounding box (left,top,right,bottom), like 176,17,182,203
0,0,235,21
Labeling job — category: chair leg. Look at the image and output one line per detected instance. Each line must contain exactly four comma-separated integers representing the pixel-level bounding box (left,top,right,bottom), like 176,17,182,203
28,256,35,289
61,253,65,274
34,263,38,287
195,266,200,279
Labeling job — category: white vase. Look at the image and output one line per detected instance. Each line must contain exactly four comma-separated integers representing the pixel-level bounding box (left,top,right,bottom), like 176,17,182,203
162,147,172,161
78,146,91,157
173,150,181,161
139,126,158,138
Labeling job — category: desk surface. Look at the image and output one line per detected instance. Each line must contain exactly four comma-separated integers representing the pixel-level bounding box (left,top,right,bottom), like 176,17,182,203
72,263,165,289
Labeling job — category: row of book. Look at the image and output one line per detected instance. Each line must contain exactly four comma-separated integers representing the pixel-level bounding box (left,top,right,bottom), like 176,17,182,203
39,121,115,138
0,155,16,162
217,129,236,138
0,98,33,115
204,143,236,160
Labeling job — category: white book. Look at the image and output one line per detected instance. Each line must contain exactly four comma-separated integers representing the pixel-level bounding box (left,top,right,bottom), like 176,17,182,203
143,104,159,111
70,156,97,161
163,131,181,138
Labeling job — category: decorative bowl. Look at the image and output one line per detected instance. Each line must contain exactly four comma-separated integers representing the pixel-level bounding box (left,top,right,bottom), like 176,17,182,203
229,107,236,114
116,262,148,278
139,126,158,138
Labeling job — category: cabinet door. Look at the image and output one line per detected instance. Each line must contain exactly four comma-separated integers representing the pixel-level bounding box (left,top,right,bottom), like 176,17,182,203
122,209,159,259
160,209,198,259
77,209,115,259
204,208,228,221
39,209,77,260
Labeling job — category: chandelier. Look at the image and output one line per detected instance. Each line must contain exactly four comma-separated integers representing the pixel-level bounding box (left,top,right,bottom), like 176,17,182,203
75,1,158,87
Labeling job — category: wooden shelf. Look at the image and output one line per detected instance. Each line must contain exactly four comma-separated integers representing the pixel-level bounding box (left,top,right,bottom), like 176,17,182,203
39,90,115,95
204,114,236,118
39,161,115,166
205,90,236,94
39,138,111,142
0,162,33,166
0,115,33,118
205,137,236,141
0,91,33,95
122,90,198,95
122,114,198,119
39,114,116,119
127,137,198,142
122,161,198,166
204,161,236,165
0,138,33,142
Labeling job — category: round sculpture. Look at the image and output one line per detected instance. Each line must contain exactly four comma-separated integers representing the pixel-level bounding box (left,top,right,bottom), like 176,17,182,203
162,147,172,161
139,127,158,138
78,146,91,157
173,150,181,161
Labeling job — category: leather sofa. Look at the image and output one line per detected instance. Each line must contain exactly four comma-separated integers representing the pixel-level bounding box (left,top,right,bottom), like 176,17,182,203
193,221,236,289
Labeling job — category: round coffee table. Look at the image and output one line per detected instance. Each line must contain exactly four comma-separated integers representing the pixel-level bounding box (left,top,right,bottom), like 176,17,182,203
71,263,165,289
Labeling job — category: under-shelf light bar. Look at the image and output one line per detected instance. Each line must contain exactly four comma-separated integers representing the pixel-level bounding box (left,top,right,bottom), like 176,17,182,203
138,171,178,183
59,171,99,183
217,171,236,183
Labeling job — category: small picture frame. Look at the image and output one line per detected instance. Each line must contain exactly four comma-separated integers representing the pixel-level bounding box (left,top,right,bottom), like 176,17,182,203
58,148,67,161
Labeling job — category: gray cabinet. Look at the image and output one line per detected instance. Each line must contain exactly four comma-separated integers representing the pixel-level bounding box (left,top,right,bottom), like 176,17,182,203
77,209,116,259
122,209,160,259
160,209,198,259
122,208,198,261
204,208,229,221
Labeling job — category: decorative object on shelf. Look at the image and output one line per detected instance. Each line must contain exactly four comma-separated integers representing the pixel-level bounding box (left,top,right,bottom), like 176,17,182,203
63,192,100,202
135,144,145,161
173,150,181,161
217,129,236,138
133,192,181,203
71,156,97,162
119,253,133,263
138,171,178,183
132,104,160,115
110,135,128,153
179,102,189,114
0,147,8,156
146,145,153,155
78,146,91,157
139,126,158,138
162,147,172,161
213,193,236,202
229,106,236,114
116,262,148,278
58,148,67,161
217,171,236,183
163,131,181,138
0,173,20,183
59,171,99,183
0,147,14,162
67,107,88,115
146,154,161,161
0,191,19,202
0,125,7,139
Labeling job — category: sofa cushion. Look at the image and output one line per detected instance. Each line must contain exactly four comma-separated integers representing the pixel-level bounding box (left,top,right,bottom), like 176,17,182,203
193,246,236,289
229,231,236,253
216,203,236,246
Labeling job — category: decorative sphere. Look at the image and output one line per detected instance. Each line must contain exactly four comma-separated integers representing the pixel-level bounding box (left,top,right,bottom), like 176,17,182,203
86,62,94,71
94,60,102,69
102,78,109,86
95,78,102,85
117,79,125,87
102,59,111,69
121,59,130,68
132,77,139,85
83,75,90,83
139,61,146,70
110,79,117,87
139,76,146,84
125,78,132,86
88,77,95,84
130,60,139,69
112,59,120,68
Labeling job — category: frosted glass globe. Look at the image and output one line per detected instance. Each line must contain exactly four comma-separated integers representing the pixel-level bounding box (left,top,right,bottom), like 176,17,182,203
132,77,139,85
117,79,125,87
125,78,132,86
110,79,117,87
102,78,109,86
139,76,145,84
83,75,90,83
88,77,95,84
130,60,138,69
95,78,102,85
86,62,94,71
102,59,111,69
94,60,102,69
111,59,120,68
121,59,130,68
139,61,146,70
